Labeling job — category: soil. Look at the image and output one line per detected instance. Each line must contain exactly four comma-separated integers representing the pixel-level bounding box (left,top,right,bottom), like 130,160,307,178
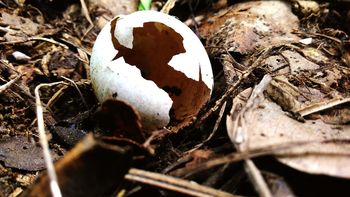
1,0,350,197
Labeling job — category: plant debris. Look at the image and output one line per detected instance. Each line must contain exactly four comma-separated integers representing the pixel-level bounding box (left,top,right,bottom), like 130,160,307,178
0,136,60,171
1,0,350,196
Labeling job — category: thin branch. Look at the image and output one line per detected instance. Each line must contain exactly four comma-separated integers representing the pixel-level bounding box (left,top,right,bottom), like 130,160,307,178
35,82,67,197
0,74,21,93
61,76,88,109
79,0,94,40
297,97,350,117
161,0,177,14
0,37,69,49
244,159,272,197
170,139,350,178
80,0,94,26
187,101,227,153
125,168,240,197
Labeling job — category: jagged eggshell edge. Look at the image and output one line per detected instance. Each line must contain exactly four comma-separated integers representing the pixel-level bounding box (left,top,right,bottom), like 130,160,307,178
114,11,214,90
90,18,173,130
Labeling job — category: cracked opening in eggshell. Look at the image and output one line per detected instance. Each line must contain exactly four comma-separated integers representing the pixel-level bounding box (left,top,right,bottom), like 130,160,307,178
110,19,211,128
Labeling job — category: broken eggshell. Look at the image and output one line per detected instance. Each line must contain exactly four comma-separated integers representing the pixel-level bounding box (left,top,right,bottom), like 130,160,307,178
90,11,213,131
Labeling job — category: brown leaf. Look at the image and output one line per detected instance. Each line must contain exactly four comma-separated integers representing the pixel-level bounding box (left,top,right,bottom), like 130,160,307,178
0,136,60,171
87,0,138,16
94,99,145,143
227,87,350,179
199,1,300,56
266,74,350,125
16,65,41,87
280,50,320,74
0,12,39,36
23,134,131,197
49,50,83,80
185,149,214,168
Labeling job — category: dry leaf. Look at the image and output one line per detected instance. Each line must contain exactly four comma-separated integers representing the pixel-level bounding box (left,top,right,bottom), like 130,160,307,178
280,50,320,74
87,0,138,16
185,149,214,168
23,134,131,197
0,136,60,171
227,86,350,179
199,1,300,56
94,99,145,143
0,12,39,36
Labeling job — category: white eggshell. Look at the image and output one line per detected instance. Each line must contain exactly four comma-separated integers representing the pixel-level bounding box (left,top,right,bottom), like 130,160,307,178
90,11,213,131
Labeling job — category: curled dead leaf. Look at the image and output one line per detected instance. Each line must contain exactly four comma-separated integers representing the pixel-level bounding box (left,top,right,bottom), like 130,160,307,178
23,134,131,197
227,82,350,178
94,99,145,143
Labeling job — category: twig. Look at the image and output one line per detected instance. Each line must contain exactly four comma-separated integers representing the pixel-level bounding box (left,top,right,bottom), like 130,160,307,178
59,38,91,56
0,60,37,100
46,86,68,107
0,37,69,49
161,0,177,14
79,0,93,26
79,0,94,40
244,159,272,197
0,26,16,33
61,76,88,109
161,155,193,174
187,101,227,153
125,168,239,197
294,31,342,44
0,74,21,93
170,139,347,178
297,97,350,117
35,82,66,197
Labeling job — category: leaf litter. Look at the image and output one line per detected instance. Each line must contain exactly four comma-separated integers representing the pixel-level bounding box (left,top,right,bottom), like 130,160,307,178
0,135,59,171
1,0,350,196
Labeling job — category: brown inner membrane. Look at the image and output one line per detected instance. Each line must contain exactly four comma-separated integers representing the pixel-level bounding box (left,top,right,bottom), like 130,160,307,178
110,19,210,128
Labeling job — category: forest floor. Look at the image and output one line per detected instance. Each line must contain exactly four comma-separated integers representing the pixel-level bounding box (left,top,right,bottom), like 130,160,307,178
1,0,350,196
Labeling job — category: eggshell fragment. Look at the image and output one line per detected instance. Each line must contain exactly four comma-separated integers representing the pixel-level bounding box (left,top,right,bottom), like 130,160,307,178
90,11,213,131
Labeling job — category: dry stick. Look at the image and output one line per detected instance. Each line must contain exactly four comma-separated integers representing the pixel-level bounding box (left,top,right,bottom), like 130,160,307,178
161,154,193,174
297,97,350,117
79,0,94,40
61,76,89,109
59,37,92,56
161,0,177,14
80,0,93,26
243,154,272,197
244,160,272,197
47,86,68,107
125,168,239,197
0,60,37,100
35,82,67,197
171,139,350,179
294,31,342,44
0,26,16,33
187,101,227,153
0,37,69,49
0,74,21,93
